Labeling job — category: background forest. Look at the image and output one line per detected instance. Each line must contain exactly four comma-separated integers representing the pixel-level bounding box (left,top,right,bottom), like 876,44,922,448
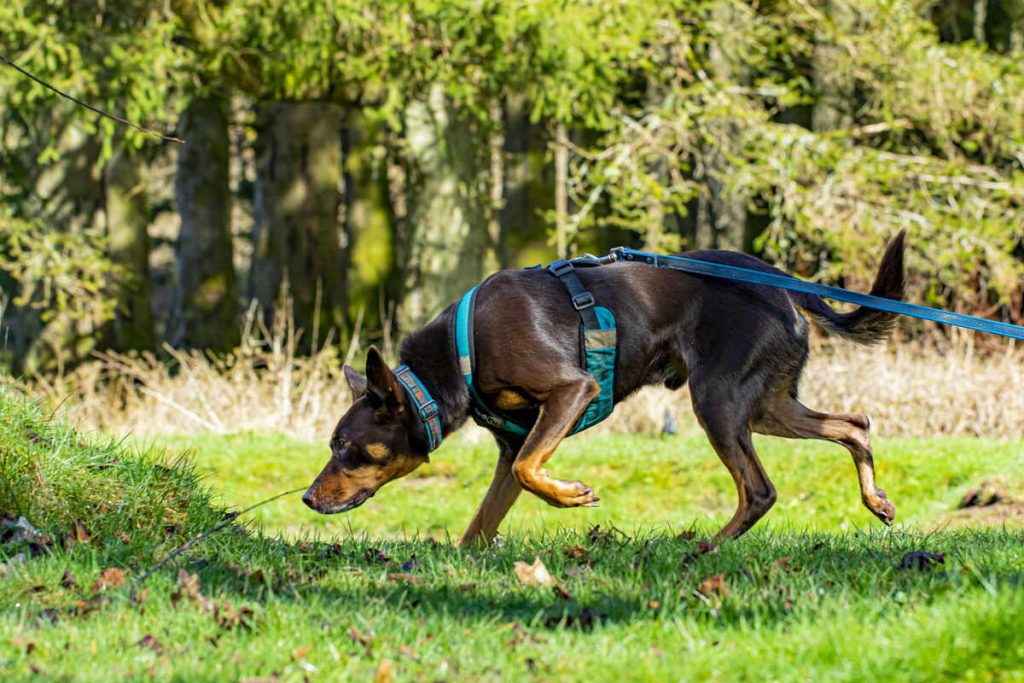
1,0,1023,377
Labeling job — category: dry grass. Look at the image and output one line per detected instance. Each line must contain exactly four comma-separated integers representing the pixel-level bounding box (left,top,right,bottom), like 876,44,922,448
25,310,1024,440
607,337,1024,439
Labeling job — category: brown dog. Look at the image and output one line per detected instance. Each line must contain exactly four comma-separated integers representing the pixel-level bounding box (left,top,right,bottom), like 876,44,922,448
304,233,905,545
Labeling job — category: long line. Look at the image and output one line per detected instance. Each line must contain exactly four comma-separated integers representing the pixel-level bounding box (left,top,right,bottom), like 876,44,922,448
614,247,1024,342
0,53,185,144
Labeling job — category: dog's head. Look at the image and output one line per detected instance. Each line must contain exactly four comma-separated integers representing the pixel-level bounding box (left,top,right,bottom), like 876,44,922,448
303,347,430,514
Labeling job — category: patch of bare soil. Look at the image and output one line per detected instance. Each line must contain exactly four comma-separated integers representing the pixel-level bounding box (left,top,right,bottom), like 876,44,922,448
937,480,1024,528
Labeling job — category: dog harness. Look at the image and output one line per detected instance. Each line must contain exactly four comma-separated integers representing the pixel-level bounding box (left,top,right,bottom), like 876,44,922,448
454,259,617,436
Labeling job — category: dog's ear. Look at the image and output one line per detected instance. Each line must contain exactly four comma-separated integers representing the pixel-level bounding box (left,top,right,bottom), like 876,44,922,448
343,365,368,400
364,346,407,416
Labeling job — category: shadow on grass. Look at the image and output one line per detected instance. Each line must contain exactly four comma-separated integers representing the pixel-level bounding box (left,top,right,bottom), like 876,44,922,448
160,526,1024,633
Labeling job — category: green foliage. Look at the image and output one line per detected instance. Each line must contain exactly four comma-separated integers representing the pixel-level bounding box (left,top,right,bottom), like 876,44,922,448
0,217,118,326
2,0,1023,368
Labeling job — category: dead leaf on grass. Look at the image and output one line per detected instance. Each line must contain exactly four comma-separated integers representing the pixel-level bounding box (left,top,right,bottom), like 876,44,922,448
697,573,727,598
136,634,165,653
375,658,393,683
172,569,210,609
349,626,374,655
561,545,588,560
552,582,572,601
513,557,554,587
61,569,78,589
92,567,128,591
387,573,423,585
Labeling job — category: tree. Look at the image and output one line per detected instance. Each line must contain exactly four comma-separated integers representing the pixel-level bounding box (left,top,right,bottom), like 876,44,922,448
250,102,347,345
175,94,239,351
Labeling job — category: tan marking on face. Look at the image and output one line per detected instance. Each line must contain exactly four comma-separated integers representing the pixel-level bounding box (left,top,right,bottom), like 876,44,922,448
306,451,426,511
366,443,391,459
494,389,531,411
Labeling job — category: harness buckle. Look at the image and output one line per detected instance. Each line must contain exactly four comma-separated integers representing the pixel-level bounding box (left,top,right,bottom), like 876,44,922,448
572,292,595,310
548,260,574,278
418,399,439,421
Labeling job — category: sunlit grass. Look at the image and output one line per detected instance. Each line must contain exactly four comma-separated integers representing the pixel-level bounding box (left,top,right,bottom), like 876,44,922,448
2,388,1023,682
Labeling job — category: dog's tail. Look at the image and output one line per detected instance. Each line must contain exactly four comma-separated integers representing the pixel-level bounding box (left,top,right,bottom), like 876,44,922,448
791,231,906,344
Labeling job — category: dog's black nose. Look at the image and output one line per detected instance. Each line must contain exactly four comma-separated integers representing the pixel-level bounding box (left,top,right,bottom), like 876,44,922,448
302,491,316,509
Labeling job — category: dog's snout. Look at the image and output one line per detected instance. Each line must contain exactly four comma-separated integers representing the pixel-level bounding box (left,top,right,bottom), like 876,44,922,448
302,490,317,510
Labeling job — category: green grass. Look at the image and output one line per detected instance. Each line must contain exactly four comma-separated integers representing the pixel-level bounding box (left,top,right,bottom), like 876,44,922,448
2,387,1023,682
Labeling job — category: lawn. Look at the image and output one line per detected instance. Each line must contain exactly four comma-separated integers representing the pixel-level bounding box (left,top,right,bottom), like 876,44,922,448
2,388,1023,682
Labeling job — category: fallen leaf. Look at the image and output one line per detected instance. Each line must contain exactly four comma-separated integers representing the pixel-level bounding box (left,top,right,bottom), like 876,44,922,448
899,551,945,570
457,582,477,591
697,573,727,598
387,573,423,585
772,556,792,571
364,548,392,564
561,545,588,560
682,541,717,564
92,568,127,591
114,531,132,545
375,658,393,683
61,569,78,589
213,601,255,630
136,634,165,654
587,525,611,545
291,645,309,661
552,582,572,601
349,626,374,654
398,644,417,658
172,569,210,609
513,557,554,587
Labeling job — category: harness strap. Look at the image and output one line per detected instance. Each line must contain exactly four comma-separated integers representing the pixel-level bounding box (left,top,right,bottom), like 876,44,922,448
547,259,599,329
455,287,529,435
393,364,444,451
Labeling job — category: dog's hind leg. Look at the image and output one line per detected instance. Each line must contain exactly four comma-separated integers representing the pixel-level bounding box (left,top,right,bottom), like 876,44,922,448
511,373,600,508
460,438,522,547
754,393,895,525
690,381,778,539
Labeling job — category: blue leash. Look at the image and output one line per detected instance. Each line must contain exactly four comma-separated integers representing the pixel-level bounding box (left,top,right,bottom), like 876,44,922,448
604,247,1024,342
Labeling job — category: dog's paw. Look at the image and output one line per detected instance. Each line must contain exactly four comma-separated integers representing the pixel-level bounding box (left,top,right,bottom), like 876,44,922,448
865,489,896,525
548,480,599,508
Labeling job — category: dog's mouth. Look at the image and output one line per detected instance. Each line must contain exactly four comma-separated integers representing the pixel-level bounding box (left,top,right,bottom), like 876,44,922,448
319,488,375,514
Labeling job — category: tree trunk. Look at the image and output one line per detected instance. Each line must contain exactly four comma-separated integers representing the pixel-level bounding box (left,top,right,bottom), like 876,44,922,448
398,84,494,330
251,102,346,347
104,148,155,351
175,95,239,351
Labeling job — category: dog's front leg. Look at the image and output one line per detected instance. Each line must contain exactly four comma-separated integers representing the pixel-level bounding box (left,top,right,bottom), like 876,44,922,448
459,440,522,547
512,375,600,508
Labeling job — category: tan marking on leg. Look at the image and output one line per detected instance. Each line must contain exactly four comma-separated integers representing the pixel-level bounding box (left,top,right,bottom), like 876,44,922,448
512,378,600,508
755,394,895,525
459,457,522,547
494,389,532,411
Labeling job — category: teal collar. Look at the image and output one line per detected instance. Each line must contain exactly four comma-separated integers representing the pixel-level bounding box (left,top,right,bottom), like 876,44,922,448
393,364,443,451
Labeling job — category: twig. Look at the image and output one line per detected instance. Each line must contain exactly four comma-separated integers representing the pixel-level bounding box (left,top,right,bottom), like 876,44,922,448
131,487,305,598
0,53,185,144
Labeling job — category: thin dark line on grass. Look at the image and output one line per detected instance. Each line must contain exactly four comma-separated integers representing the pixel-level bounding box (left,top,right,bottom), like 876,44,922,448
131,487,305,598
